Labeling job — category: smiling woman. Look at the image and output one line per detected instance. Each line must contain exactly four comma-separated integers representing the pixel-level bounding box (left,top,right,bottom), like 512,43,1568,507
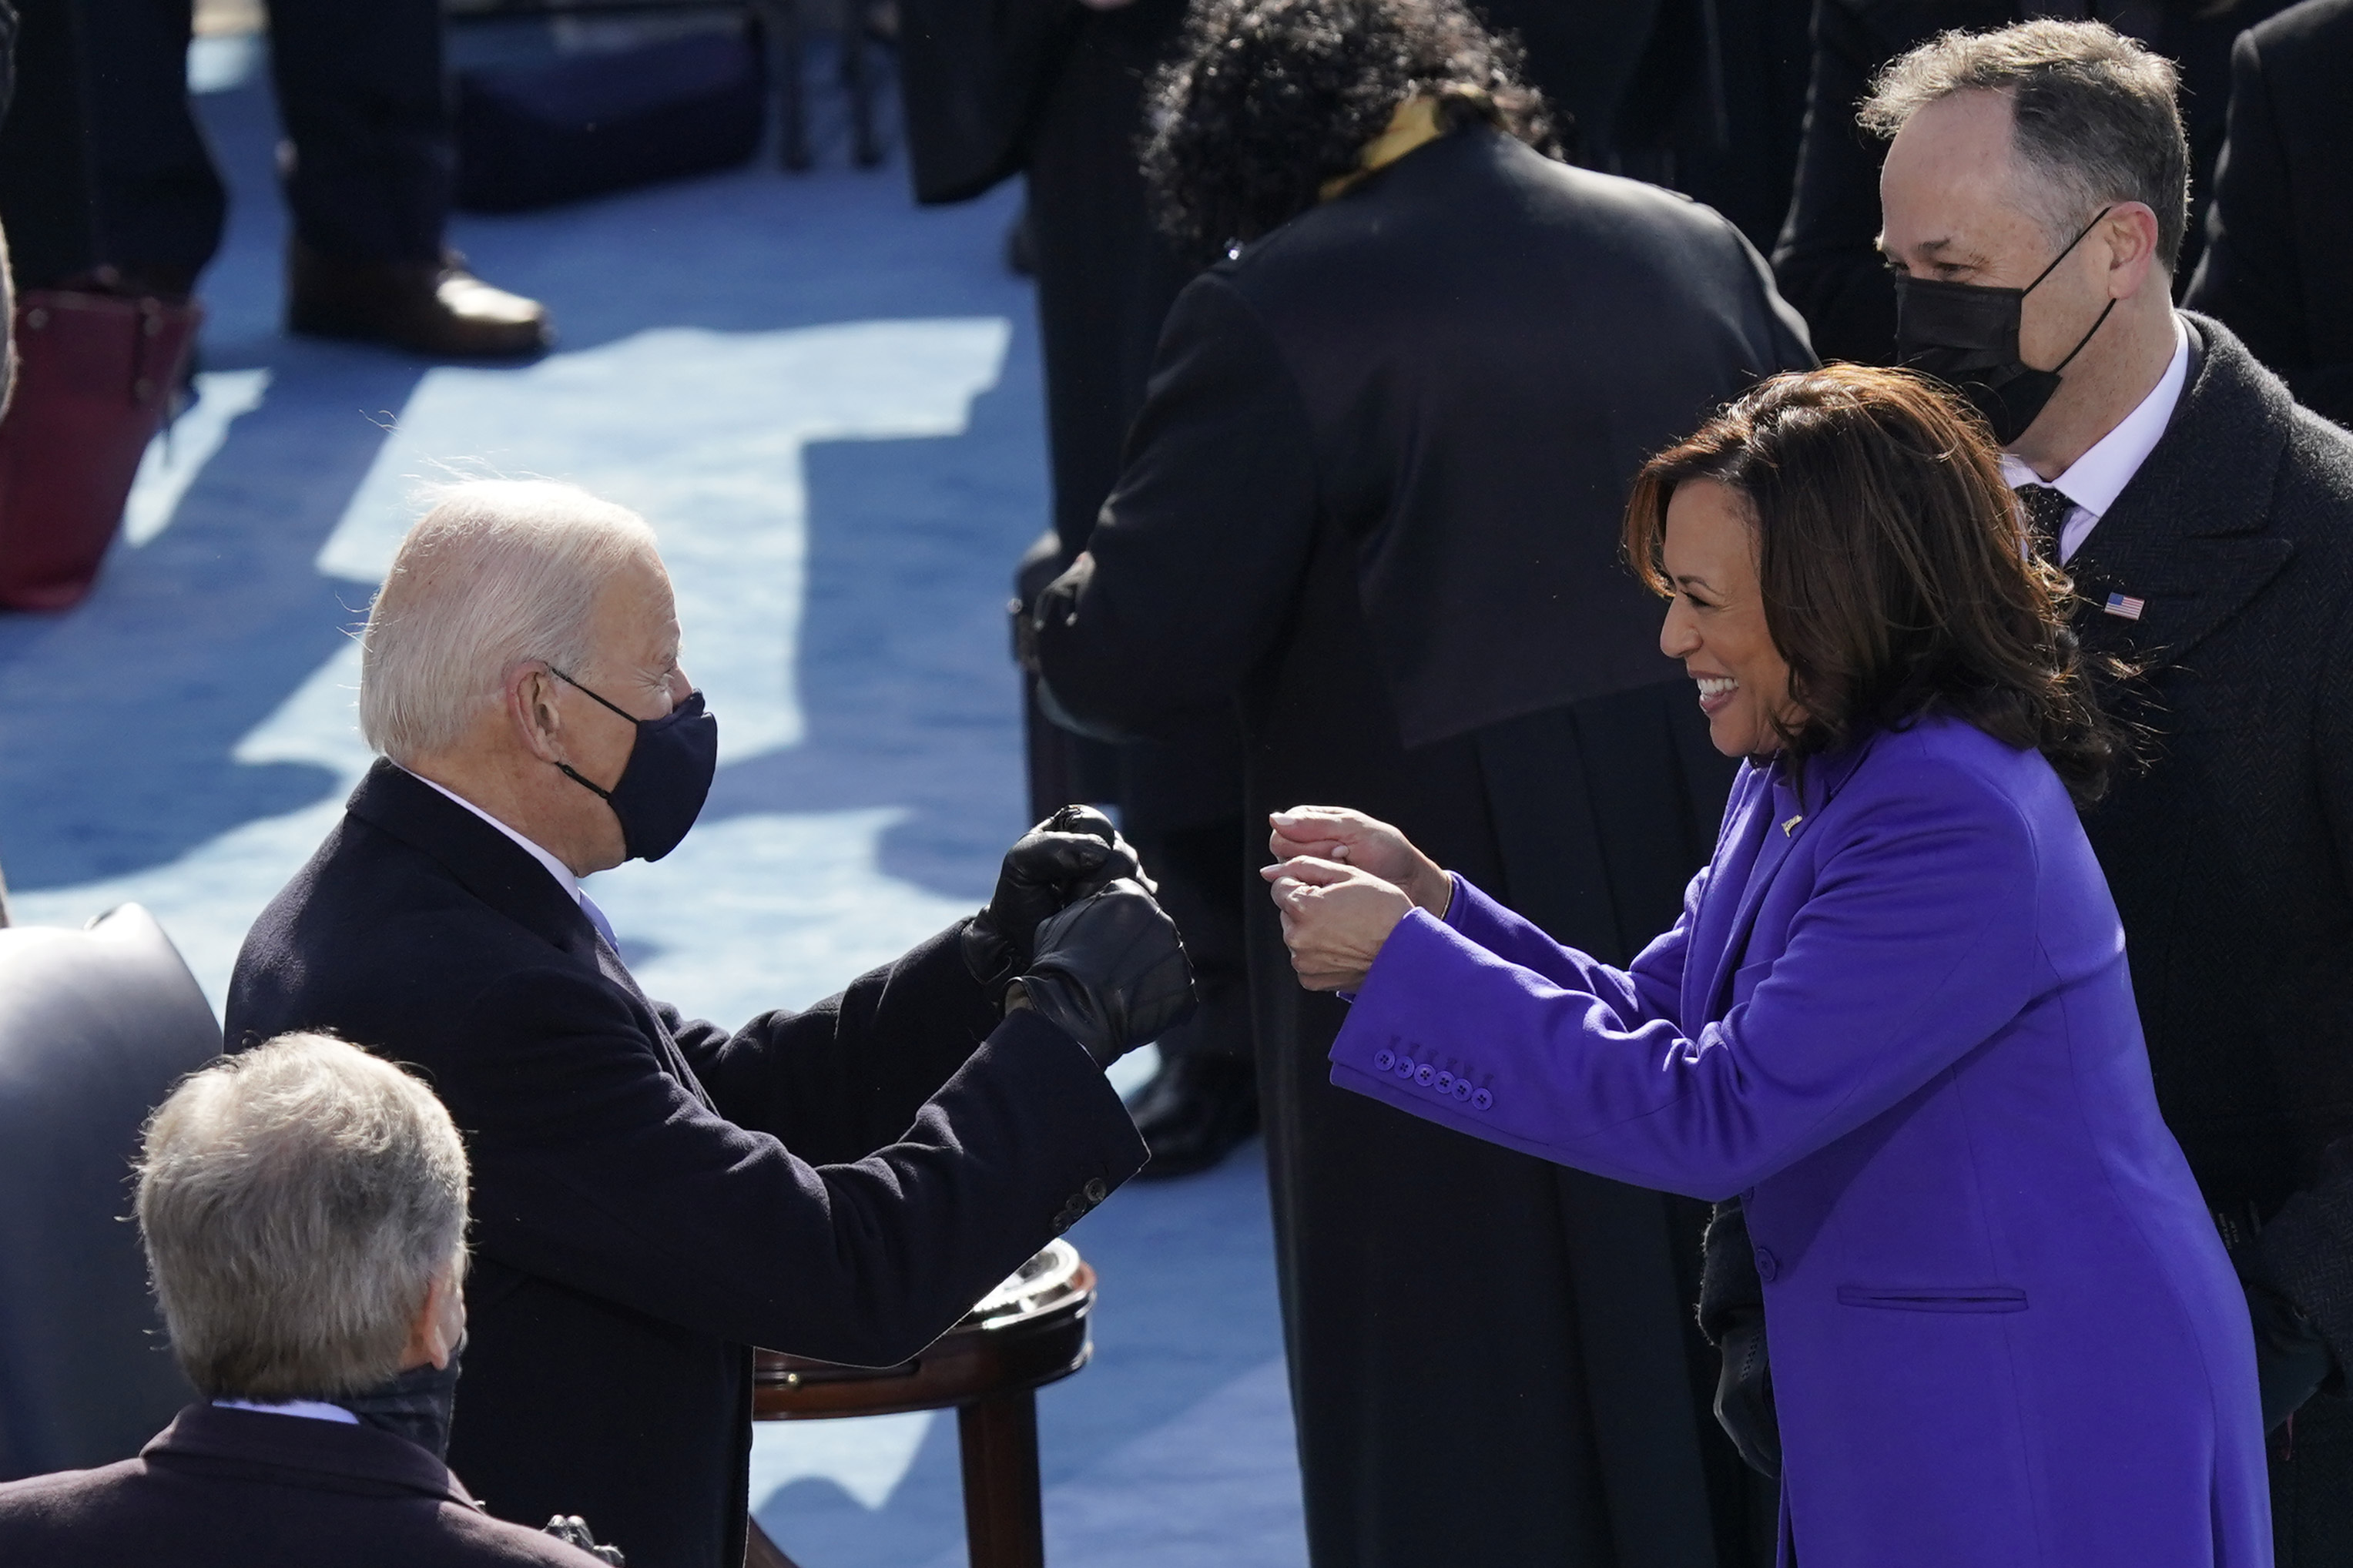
1267,364,2266,1567
1624,363,2123,798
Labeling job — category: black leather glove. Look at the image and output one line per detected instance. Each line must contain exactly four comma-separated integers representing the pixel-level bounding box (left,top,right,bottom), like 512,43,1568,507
542,1515,625,1566
1016,879,1196,1067
1714,1306,1781,1479
2247,1281,2335,1432
964,805,1147,994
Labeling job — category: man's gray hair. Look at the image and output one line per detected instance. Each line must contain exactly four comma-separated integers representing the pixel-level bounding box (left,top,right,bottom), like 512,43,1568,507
1860,20,2190,271
359,478,659,763
134,1033,469,1399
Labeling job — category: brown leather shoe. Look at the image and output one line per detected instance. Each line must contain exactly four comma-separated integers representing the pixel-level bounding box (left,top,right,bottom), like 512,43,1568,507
286,240,553,359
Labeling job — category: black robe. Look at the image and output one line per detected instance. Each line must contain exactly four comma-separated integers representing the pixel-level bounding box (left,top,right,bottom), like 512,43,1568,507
1037,126,1812,1566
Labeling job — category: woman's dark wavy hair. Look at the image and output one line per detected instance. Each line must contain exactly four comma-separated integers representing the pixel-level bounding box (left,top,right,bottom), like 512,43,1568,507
1141,0,1557,263
1623,365,2127,805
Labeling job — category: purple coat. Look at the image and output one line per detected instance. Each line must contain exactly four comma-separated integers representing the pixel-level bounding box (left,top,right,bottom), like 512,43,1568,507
1332,716,2268,1566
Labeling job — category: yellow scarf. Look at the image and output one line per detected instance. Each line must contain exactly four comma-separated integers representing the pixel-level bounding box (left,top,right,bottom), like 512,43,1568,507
1319,95,1446,203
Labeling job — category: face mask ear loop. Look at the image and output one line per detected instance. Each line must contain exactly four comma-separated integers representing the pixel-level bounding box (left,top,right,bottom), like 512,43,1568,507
2022,205,2117,297
556,762,618,802
546,664,642,724
544,665,634,804
2049,296,2119,376
2021,206,2120,378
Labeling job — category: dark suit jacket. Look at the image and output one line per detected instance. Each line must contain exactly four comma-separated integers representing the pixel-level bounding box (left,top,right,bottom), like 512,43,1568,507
0,1404,604,1566
1771,0,2291,366
2064,319,2353,1333
2184,0,2353,427
223,764,1146,1568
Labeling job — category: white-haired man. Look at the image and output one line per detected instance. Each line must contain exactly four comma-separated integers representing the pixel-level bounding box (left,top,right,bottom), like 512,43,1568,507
0,1033,619,1566
225,480,1192,1568
1698,21,2353,1555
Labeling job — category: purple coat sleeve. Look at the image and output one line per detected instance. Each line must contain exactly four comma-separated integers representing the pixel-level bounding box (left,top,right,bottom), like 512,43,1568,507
1440,872,1697,1031
1332,772,2044,1201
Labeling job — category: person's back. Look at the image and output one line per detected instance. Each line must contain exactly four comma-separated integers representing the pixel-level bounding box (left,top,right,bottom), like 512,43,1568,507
0,1406,600,1568
0,1032,611,1568
1101,121,1812,752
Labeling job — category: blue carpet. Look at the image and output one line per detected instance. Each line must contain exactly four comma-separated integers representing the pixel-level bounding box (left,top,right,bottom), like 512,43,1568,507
0,40,1304,1566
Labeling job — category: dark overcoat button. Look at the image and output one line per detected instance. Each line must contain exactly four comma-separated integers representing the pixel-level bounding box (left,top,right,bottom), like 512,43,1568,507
1084,1177,1107,1203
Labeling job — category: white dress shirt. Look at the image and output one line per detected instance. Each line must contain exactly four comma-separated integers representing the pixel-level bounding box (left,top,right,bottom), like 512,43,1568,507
1999,313,2190,563
400,767,622,950
212,1398,359,1423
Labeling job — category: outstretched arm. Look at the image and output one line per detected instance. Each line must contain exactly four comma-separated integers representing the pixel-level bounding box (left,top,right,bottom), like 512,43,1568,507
1326,778,2040,1200
460,964,1145,1369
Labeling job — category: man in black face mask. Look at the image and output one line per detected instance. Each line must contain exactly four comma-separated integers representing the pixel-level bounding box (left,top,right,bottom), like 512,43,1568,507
223,478,1195,1568
1694,22,2353,1559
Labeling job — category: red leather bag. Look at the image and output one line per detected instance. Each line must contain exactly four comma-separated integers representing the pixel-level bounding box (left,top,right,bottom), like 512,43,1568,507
0,290,202,610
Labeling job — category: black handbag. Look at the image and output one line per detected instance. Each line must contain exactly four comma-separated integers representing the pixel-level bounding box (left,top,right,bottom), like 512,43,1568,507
454,25,767,213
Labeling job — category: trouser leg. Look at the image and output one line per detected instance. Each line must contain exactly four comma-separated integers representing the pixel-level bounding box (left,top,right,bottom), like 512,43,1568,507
76,0,225,283
266,0,447,261
0,0,221,290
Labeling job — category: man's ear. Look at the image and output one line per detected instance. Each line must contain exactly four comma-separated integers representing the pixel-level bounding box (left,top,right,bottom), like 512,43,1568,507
2102,202,2164,299
403,1257,467,1372
506,662,568,765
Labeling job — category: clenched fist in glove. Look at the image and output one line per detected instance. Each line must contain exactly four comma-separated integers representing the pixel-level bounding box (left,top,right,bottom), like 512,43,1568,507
1014,879,1197,1067
964,805,1149,996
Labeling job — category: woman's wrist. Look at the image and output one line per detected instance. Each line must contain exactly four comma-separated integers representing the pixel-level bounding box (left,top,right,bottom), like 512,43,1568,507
1412,859,1452,919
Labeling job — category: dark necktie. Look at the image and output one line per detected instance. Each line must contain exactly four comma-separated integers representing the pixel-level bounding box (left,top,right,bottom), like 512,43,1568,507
2014,483,2074,561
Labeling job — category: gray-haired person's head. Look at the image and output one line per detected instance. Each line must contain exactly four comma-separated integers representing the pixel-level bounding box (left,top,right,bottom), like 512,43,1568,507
359,478,659,766
134,1033,468,1399
1860,20,2189,273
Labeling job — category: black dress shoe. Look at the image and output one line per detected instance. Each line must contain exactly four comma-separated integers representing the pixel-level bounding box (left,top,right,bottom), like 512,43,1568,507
1130,1050,1259,1180
287,240,553,359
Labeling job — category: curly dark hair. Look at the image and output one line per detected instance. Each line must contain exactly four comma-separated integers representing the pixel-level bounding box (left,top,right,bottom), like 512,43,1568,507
1623,365,2129,805
1140,0,1557,263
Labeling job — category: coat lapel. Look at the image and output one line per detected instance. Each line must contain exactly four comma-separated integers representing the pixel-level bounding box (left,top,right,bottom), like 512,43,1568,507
2066,317,2298,676
346,762,717,1111
1697,737,1879,1023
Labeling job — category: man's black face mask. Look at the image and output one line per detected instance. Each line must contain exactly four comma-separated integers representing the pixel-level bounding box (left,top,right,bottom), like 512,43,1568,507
549,668,718,863
1892,206,2117,446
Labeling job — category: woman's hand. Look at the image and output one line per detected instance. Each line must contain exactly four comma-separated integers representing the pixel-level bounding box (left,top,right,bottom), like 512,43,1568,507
1268,806,1450,918
1264,856,1416,992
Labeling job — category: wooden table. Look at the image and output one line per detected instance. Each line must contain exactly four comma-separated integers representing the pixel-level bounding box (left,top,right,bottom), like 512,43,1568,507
746,1241,1096,1568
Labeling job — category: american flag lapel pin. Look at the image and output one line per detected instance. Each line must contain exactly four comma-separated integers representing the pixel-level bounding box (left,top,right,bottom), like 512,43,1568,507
2103,591,2145,622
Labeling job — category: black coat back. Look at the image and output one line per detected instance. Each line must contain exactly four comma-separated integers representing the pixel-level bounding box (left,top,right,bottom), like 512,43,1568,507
0,1406,603,1568
2183,0,2353,426
224,765,1145,1568
1047,125,1810,752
